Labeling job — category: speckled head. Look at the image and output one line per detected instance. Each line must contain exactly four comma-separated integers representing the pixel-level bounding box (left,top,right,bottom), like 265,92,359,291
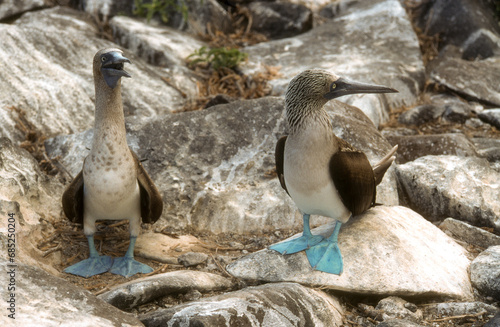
286,69,398,108
93,48,131,89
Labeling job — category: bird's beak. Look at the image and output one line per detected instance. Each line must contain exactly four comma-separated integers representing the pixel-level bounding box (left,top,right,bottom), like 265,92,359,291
101,52,131,88
324,77,398,100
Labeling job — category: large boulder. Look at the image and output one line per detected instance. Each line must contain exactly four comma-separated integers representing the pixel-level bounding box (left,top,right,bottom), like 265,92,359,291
46,96,399,234
396,155,500,230
227,206,473,300
430,57,500,106
413,0,500,60
0,258,144,326
140,282,344,327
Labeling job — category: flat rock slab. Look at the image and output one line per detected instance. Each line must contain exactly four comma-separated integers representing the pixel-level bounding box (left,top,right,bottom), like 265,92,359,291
98,270,233,311
385,133,478,164
135,232,202,264
396,155,500,230
440,218,500,249
431,57,500,106
0,259,143,326
140,282,344,327
227,206,473,300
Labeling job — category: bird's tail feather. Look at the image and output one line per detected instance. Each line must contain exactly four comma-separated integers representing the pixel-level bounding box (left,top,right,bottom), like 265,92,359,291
373,145,398,185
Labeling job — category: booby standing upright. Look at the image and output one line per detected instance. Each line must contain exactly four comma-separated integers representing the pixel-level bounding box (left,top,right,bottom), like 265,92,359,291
270,69,398,275
62,48,163,278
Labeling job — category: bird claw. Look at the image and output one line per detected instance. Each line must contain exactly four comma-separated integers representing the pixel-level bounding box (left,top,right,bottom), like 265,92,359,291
64,255,113,278
110,256,153,277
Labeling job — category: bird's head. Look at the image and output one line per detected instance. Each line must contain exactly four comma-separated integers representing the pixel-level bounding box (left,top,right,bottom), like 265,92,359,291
286,69,398,110
93,48,131,89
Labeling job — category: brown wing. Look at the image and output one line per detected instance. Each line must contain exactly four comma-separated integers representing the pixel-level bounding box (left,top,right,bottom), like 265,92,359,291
275,136,289,195
62,170,84,224
131,150,163,224
329,139,376,216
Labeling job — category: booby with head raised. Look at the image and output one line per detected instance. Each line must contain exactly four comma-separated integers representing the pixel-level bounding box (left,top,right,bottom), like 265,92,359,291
62,48,163,278
270,69,398,274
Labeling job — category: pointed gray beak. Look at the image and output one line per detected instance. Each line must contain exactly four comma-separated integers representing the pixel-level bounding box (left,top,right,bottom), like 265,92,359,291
324,77,398,100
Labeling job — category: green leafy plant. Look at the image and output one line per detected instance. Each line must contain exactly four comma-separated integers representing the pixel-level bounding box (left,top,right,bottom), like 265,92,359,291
133,0,188,23
187,46,248,71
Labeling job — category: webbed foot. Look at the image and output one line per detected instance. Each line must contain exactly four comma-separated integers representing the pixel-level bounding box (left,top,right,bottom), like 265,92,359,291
64,255,113,278
110,257,153,277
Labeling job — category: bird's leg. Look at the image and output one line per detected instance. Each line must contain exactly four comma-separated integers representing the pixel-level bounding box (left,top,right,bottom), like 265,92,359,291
64,235,113,278
269,214,324,255
305,220,343,275
109,236,153,277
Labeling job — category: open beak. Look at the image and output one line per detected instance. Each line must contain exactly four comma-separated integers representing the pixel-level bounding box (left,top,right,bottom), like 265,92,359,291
324,77,398,100
101,51,131,88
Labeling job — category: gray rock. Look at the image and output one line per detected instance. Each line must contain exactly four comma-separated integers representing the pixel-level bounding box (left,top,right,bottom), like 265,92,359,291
247,1,313,39
227,206,473,300
440,218,500,249
431,57,500,106
80,0,133,19
398,104,445,125
319,0,361,19
471,246,500,300
47,97,399,234
185,0,233,35
98,270,233,311
110,15,205,68
241,0,425,126
0,138,63,226
485,310,500,327
473,137,500,162
375,296,423,322
396,155,500,229
422,301,498,319
442,101,472,123
377,320,424,327
140,282,344,327
178,252,209,267
478,109,500,130
0,258,144,326
0,7,187,142
385,133,478,164
414,0,500,60
0,0,46,20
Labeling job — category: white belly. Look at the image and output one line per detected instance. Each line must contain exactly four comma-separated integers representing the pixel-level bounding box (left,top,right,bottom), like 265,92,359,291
286,177,351,223
283,131,351,223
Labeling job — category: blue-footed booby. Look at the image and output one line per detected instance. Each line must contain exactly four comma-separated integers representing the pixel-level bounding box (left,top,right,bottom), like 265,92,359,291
62,48,163,278
270,69,398,275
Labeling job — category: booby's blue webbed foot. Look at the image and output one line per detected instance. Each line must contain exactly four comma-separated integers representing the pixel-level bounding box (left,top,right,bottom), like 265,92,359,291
270,214,323,254
64,235,113,278
109,236,153,277
270,234,324,254
64,255,113,277
110,256,153,277
305,221,343,275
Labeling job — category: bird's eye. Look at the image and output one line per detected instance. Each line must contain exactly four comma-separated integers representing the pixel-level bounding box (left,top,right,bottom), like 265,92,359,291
331,83,337,90
101,56,106,62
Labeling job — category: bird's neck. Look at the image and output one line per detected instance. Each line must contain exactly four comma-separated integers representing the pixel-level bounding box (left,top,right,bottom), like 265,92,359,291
286,102,332,135
92,79,127,149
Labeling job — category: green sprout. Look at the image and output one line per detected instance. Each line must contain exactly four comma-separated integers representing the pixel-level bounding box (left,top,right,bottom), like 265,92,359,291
187,46,248,71
133,0,188,23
